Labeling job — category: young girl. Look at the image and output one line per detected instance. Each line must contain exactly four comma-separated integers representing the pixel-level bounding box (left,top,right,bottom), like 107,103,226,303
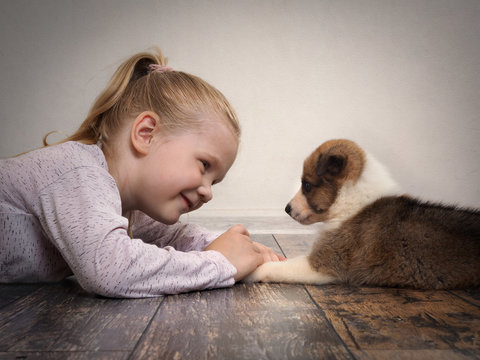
0,48,284,298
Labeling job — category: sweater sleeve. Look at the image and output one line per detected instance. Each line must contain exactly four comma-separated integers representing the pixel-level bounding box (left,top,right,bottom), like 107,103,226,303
132,211,220,251
35,166,236,298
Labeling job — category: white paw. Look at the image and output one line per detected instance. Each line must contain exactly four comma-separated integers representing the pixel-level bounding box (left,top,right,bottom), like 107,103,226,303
244,262,279,283
243,255,335,285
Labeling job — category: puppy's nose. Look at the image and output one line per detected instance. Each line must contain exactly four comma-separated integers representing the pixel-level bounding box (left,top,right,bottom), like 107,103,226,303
285,204,292,215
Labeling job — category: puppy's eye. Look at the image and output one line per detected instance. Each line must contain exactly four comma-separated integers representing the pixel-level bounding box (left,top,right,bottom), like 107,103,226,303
302,181,312,193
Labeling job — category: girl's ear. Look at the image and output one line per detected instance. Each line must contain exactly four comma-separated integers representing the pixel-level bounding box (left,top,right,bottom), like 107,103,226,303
130,111,161,155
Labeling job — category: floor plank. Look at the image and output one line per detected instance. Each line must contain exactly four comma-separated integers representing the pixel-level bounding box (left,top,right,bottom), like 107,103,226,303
251,234,283,255
272,233,316,258
450,288,480,308
307,285,480,356
0,351,130,360
0,283,42,309
130,283,353,360
0,280,161,353
352,349,480,360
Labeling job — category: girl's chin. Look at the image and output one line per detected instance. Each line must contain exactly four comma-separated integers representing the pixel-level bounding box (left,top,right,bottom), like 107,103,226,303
151,212,180,225
162,218,179,225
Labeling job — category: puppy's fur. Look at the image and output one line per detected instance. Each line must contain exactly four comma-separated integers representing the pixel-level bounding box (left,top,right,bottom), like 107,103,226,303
246,139,480,289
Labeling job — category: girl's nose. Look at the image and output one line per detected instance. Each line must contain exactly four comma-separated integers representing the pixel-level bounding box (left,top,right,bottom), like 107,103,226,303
198,184,213,203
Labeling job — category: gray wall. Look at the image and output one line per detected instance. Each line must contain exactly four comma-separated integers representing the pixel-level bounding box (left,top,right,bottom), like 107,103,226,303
1,0,479,216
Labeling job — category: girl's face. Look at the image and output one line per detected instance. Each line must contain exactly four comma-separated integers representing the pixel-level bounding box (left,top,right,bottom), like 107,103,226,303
135,120,238,225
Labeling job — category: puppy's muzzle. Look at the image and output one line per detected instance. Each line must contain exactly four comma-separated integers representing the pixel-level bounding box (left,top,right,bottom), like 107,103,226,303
285,203,292,215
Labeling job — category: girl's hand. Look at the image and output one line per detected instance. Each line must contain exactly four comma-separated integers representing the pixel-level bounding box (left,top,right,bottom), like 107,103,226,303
204,225,286,281
252,241,286,263
204,224,262,281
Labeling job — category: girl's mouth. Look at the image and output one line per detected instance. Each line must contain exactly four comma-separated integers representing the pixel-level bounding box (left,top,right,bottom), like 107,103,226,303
181,194,193,210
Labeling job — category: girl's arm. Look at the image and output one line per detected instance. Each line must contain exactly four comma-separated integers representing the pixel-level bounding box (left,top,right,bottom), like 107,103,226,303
36,167,236,298
133,212,286,277
134,213,285,280
132,212,219,251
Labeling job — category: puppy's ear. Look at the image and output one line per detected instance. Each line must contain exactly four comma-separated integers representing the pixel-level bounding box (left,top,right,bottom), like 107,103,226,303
316,155,346,177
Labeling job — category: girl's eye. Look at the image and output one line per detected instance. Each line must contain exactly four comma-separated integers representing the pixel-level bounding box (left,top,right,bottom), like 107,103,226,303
201,160,210,170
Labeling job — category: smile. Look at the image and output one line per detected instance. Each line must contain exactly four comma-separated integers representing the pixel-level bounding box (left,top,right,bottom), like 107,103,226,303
181,194,193,210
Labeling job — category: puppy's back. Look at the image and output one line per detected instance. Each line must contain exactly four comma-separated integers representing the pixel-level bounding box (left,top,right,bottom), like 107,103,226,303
309,195,480,289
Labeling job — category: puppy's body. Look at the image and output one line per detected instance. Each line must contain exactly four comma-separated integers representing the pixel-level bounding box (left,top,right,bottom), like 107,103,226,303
246,139,480,289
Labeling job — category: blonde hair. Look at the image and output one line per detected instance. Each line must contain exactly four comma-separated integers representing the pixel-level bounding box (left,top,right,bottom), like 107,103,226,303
45,47,240,158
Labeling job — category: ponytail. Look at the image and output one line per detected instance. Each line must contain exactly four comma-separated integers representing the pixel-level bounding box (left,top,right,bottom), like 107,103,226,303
44,47,240,157
45,48,167,151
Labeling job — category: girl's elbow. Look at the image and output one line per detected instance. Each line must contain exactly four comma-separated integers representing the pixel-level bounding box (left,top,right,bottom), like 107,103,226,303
76,275,133,298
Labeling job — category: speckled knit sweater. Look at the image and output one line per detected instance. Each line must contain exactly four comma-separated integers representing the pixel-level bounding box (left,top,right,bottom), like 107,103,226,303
0,142,236,297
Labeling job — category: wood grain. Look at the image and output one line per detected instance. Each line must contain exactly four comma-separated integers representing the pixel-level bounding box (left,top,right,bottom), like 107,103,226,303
273,233,316,258
0,283,41,308
251,234,283,255
0,280,161,353
450,288,480,308
307,285,480,356
0,351,130,359
130,283,352,360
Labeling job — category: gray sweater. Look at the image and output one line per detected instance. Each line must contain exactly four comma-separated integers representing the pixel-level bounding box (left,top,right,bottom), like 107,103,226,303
0,142,236,297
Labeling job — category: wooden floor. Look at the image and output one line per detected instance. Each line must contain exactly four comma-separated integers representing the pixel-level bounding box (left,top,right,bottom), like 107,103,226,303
1,232,479,360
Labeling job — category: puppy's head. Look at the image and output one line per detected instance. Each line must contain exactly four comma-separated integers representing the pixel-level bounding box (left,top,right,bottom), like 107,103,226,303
286,139,365,225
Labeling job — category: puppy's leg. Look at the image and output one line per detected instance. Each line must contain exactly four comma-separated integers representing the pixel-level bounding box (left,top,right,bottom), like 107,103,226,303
244,255,335,285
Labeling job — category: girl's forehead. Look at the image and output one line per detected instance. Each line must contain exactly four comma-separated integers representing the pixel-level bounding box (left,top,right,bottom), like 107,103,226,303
159,119,238,150
193,118,239,143
154,113,239,156
161,113,237,138
198,113,238,133
200,121,238,157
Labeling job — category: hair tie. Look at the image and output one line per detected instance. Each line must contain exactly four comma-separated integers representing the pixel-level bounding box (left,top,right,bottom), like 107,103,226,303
148,64,174,74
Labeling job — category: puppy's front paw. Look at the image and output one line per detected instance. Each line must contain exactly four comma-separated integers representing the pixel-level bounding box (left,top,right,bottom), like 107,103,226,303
243,262,279,283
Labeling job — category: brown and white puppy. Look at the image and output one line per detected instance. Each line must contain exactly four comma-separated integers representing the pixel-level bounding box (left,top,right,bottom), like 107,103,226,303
246,139,480,289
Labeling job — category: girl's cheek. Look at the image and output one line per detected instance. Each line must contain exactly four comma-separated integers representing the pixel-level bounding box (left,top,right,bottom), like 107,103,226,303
189,170,204,185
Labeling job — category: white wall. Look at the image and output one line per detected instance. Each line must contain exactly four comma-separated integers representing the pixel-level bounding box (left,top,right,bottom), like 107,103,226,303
1,0,479,217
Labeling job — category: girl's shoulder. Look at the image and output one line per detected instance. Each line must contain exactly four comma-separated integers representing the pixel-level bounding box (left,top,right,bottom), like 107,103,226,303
1,141,109,191
49,141,107,170
8,141,107,172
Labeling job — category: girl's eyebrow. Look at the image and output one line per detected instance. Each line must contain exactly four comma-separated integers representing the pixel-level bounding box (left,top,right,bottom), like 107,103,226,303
201,151,219,167
209,155,229,184
210,155,220,167
209,156,222,177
